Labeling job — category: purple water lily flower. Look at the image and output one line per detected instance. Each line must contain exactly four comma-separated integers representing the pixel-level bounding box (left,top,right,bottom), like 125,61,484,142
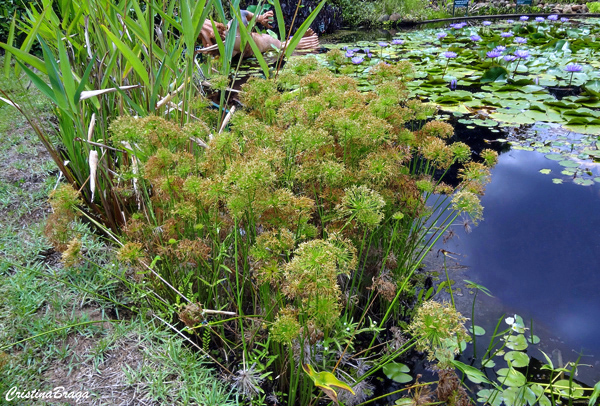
533,76,539,85
494,45,506,52
504,55,517,62
535,17,545,22
391,39,404,45
501,32,513,38
514,49,529,59
520,16,529,21
341,46,348,50
345,50,354,58
514,37,527,44
437,32,448,39
487,50,502,58
548,14,558,21
565,63,583,86
363,47,370,53
565,63,583,72
378,42,389,47
450,79,457,90
561,17,569,23
482,21,492,26
507,19,515,23
470,35,482,42
450,23,461,29
443,51,458,58
352,56,364,64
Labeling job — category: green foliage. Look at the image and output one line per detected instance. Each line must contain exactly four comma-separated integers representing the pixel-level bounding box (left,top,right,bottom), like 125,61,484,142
0,0,26,44
332,0,377,27
588,2,600,12
106,62,488,402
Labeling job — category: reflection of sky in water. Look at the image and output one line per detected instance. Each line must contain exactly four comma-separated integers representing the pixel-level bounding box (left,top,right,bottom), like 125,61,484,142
440,149,600,380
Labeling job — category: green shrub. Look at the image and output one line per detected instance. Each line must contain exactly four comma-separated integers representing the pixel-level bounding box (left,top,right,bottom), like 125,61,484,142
588,1,600,12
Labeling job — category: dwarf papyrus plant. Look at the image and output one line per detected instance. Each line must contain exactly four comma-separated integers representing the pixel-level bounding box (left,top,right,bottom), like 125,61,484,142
108,56,490,404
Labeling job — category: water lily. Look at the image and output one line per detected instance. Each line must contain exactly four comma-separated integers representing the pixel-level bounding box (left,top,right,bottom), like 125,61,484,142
561,17,569,23
391,39,404,45
450,22,467,29
482,20,492,26
437,32,448,40
351,56,364,64
378,42,388,58
486,50,502,58
442,51,457,76
512,50,529,78
345,50,354,58
507,19,515,23
450,78,457,91
520,16,529,21
548,14,558,21
565,63,583,86
514,50,529,59
535,16,545,22
504,55,517,62
470,35,481,42
514,37,527,44
500,31,513,38
494,45,506,53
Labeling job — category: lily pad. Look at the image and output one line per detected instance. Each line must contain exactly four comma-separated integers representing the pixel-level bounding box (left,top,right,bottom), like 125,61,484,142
539,169,551,174
504,351,530,368
496,367,527,387
471,325,486,336
383,362,412,383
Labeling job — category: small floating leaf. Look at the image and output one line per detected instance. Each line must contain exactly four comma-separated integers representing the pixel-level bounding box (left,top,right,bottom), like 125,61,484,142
527,334,541,344
539,169,551,174
382,362,412,383
471,325,486,336
482,358,496,368
496,367,527,387
506,334,528,351
554,380,584,397
504,351,530,368
545,154,564,161
558,160,580,168
574,178,594,186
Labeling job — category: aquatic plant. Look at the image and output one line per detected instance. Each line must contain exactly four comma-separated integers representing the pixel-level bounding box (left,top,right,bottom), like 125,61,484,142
565,63,583,86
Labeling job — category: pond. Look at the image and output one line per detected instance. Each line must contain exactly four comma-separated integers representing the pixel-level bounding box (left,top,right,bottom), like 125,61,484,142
318,15,600,389
437,136,600,385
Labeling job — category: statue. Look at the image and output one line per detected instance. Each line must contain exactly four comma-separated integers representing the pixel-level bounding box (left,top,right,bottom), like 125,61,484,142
196,10,320,58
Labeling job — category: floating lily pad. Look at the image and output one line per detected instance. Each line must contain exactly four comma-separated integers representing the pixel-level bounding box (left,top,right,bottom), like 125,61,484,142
382,362,412,383
558,160,580,168
496,368,527,387
482,358,496,368
539,169,551,174
506,334,528,351
552,178,564,184
574,178,594,186
527,334,541,344
471,325,486,336
504,351,530,368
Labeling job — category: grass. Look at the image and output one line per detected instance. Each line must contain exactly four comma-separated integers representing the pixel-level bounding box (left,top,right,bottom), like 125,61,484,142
0,60,235,405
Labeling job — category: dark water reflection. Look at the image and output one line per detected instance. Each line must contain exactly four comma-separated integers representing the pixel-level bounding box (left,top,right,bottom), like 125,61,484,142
439,148,600,383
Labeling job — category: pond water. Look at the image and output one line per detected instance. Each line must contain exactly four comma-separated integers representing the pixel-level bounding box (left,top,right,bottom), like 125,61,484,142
316,18,600,393
435,139,600,385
